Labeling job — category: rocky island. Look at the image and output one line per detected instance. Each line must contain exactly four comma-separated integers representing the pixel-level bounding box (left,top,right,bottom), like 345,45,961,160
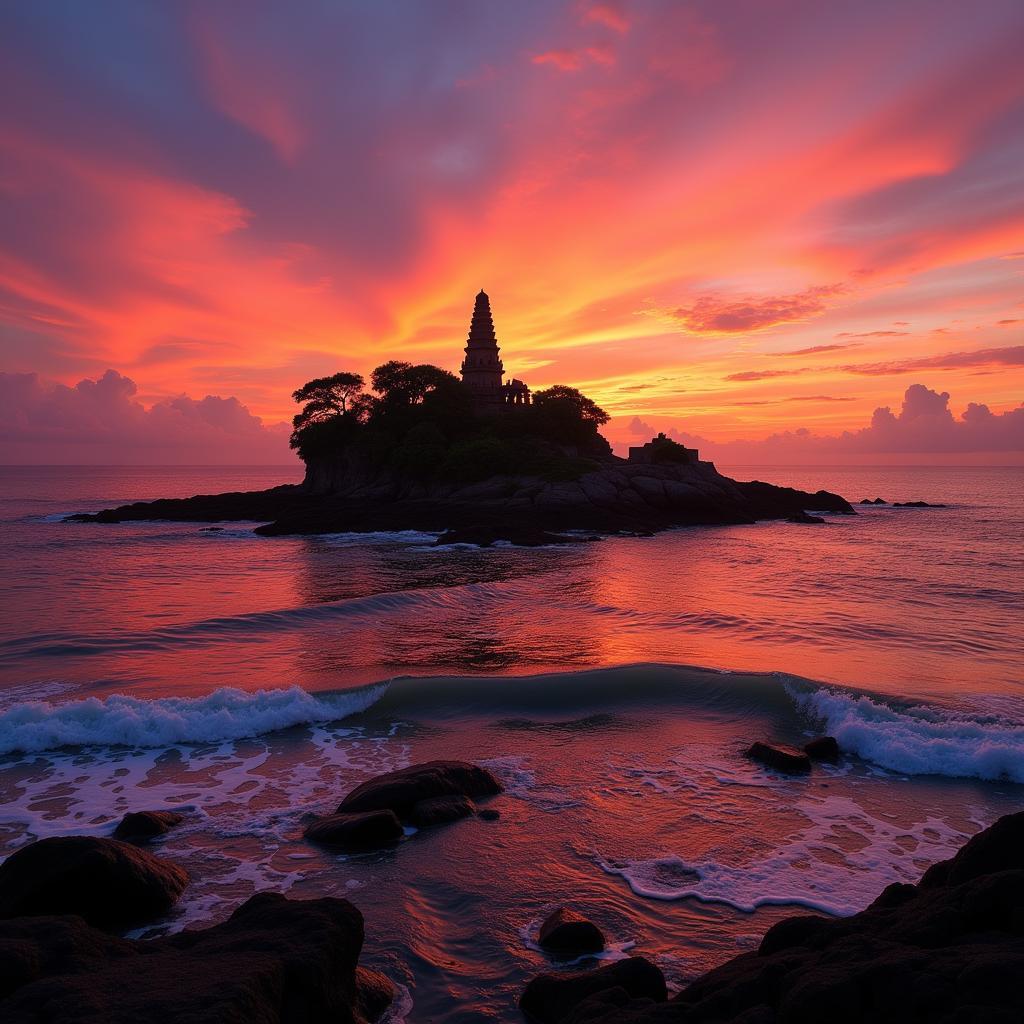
69,291,852,539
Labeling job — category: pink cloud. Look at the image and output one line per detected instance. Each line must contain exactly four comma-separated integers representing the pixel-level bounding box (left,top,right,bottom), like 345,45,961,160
0,371,290,465
671,285,844,334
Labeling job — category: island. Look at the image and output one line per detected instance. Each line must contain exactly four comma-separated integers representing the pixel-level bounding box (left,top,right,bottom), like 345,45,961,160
68,291,853,540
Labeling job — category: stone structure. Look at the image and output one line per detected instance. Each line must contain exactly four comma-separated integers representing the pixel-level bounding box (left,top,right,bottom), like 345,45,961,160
628,432,700,465
460,290,531,412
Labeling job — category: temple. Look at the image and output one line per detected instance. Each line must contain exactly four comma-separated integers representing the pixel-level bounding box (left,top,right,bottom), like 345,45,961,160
460,290,530,412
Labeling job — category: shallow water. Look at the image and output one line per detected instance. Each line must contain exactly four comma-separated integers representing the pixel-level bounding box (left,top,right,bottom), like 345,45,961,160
0,463,1022,1021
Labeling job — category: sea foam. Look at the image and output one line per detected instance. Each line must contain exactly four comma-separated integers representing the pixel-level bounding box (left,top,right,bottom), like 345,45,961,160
792,685,1024,782
0,683,386,754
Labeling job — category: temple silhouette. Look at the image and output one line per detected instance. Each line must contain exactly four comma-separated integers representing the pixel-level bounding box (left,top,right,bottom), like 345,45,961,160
460,290,531,412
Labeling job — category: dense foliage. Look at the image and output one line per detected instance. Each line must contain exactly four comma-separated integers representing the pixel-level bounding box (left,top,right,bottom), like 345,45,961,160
289,362,612,481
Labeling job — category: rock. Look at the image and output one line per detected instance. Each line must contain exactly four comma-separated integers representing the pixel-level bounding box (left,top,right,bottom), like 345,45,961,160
893,500,947,508
354,966,396,1023
538,907,606,958
337,760,502,819
112,810,184,842
304,810,403,850
803,736,840,762
520,956,667,1023
0,835,188,929
0,891,388,1023
526,811,1024,1023
478,807,501,821
786,511,825,524
746,740,812,774
860,497,887,504
408,794,476,828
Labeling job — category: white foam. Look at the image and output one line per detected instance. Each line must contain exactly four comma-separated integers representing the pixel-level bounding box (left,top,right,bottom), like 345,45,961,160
792,686,1024,782
596,793,968,917
0,684,387,754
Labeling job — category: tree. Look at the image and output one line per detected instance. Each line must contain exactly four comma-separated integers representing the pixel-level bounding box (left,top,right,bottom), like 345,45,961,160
531,385,610,425
370,361,460,406
289,372,365,452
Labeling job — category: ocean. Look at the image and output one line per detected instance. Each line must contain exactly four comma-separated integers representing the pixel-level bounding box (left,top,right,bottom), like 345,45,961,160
1,463,1022,1022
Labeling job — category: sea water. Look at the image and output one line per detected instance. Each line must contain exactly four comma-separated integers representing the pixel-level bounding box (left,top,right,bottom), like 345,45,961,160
0,463,1021,1022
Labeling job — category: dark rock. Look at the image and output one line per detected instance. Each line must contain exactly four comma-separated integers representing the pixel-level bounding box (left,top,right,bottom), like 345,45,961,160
0,835,188,928
745,741,812,774
786,512,825,524
520,956,667,1023
478,807,501,821
304,810,403,850
893,500,947,508
337,760,502,819
538,907,606,958
860,497,887,504
0,891,387,1023
408,794,477,828
112,810,184,842
803,736,840,762
524,811,1024,1023
435,526,591,547
354,966,396,1023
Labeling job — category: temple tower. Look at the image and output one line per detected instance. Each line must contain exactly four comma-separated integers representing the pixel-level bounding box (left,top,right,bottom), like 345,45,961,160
460,289,505,411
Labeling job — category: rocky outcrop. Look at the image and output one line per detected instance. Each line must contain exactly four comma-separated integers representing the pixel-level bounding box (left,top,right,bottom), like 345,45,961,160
745,741,812,774
538,908,606,958
67,459,854,539
112,809,184,842
303,810,404,851
522,811,1024,1023
0,891,392,1024
0,836,188,928
434,526,591,547
803,736,840,762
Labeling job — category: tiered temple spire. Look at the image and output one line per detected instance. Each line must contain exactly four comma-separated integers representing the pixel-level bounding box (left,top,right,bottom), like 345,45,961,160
459,290,531,411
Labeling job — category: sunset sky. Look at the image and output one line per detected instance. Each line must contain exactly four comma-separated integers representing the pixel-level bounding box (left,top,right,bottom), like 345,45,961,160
1,0,1022,463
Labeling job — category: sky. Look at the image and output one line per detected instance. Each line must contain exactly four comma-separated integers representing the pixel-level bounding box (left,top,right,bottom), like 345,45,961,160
0,0,1022,464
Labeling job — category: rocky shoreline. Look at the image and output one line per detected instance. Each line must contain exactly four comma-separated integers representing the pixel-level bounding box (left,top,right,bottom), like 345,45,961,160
3,759,1024,1022
67,460,854,539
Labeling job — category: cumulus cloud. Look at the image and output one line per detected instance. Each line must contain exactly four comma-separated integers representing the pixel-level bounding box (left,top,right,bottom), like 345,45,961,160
670,285,843,334
0,370,291,464
616,385,1024,464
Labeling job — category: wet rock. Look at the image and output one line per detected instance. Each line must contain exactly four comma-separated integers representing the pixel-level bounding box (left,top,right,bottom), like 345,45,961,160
478,807,501,821
0,891,387,1023
337,760,502,819
434,526,590,547
786,511,826,524
0,835,188,929
304,810,403,850
538,907,606,958
408,794,477,828
520,956,667,1023
893,500,947,508
803,736,840,762
354,966,396,1023
745,740,812,774
112,810,184,842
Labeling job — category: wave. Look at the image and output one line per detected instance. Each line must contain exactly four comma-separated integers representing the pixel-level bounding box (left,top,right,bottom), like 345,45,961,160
0,683,386,754
791,685,1024,783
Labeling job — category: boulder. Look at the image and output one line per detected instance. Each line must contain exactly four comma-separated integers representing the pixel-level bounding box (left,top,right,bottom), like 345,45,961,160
337,760,502,819
538,907,606,958
0,835,188,928
354,966,396,1023
745,741,812,774
786,512,825,524
803,736,840,762
0,891,391,1023
408,794,476,828
520,956,667,1023
478,807,501,821
304,810,403,850
113,810,184,842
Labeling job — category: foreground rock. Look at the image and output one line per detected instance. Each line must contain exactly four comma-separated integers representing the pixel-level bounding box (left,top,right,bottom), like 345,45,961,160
0,836,188,928
0,891,392,1024
67,460,854,539
303,810,404,851
435,526,593,547
113,809,184,842
803,735,840,762
338,760,502,817
521,957,667,1023
745,740,812,774
538,908,606,959
525,811,1024,1023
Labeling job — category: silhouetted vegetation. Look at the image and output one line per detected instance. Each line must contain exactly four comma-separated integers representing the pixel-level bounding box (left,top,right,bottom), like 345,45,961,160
290,364,611,479
642,432,696,465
